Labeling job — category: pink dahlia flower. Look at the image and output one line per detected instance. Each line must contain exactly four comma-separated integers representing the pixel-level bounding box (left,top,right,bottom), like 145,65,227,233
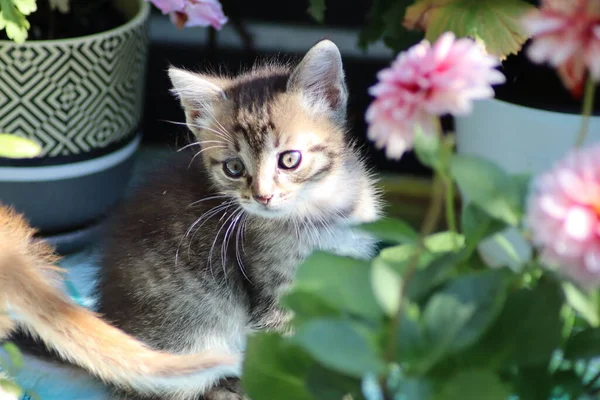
148,0,185,14
526,144,600,288
365,32,505,160
148,0,228,30
522,0,600,98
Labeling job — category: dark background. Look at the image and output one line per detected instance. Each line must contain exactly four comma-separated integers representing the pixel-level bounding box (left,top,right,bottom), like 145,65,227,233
140,0,431,177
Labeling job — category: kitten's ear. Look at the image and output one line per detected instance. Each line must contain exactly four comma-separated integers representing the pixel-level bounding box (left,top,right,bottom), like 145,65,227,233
168,67,227,133
287,40,348,122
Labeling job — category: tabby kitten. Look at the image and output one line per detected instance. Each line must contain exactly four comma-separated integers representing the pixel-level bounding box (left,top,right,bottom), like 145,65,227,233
95,40,382,400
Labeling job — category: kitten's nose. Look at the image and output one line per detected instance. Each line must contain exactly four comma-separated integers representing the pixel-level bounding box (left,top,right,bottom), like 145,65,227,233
253,194,273,205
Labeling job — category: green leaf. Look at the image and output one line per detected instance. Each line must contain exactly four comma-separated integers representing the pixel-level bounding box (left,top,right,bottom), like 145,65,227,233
435,370,511,400
0,0,31,44
471,277,564,368
551,369,586,399
413,127,441,169
293,318,384,378
242,333,313,400
511,173,532,212
405,0,535,59
461,202,508,255
393,377,434,400
358,0,398,48
379,242,424,269
307,0,326,23
294,252,384,320
281,290,340,324
451,155,521,226
563,282,600,327
424,231,465,252
564,328,600,361
371,256,403,316
12,0,36,14
0,378,22,397
513,366,552,400
1,343,22,369
405,252,461,302
360,218,419,244
423,270,508,360
396,304,429,365
0,133,42,159
305,364,363,400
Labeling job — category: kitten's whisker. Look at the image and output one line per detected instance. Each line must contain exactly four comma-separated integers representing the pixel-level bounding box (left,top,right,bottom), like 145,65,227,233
299,216,319,245
188,145,228,168
241,215,248,256
176,200,234,266
221,208,243,280
187,201,235,255
235,213,251,283
178,140,230,152
180,200,234,263
186,193,230,208
162,119,233,144
208,209,238,284
314,210,337,243
199,106,235,142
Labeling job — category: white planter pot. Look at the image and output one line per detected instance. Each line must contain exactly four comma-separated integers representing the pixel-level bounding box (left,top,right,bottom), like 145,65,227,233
455,98,600,268
0,0,150,248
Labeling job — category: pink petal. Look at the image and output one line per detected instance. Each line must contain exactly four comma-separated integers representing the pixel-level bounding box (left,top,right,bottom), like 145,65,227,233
181,0,228,30
364,31,504,160
148,0,185,14
563,206,596,241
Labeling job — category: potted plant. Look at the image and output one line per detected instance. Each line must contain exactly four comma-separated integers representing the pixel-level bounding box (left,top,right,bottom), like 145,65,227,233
0,0,151,253
322,0,600,268
237,6,600,398
0,0,228,253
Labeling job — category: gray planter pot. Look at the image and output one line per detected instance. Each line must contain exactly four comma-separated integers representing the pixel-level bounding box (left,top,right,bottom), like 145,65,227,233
0,0,150,252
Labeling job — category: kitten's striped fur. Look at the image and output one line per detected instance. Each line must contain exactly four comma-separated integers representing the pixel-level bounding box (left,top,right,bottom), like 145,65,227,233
7,40,382,400
0,205,237,398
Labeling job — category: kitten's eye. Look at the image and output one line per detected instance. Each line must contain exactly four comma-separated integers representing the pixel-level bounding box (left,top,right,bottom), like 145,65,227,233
278,150,302,170
223,158,245,178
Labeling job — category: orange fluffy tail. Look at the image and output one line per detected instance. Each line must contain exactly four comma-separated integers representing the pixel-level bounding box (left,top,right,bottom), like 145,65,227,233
0,205,237,394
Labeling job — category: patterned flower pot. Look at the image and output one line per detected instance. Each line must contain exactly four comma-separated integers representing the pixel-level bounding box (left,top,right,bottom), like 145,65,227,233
0,0,150,251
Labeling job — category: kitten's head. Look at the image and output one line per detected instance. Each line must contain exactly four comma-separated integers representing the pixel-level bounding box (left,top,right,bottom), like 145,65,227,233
169,40,376,221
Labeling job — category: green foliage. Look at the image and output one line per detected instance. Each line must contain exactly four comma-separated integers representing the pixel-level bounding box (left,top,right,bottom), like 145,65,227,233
243,5,599,398
405,0,535,59
563,282,600,328
360,218,418,245
0,342,25,397
0,0,36,43
0,133,42,158
0,378,23,397
435,370,511,400
242,334,313,400
307,0,326,23
293,318,384,377
242,148,599,400
413,126,442,170
451,155,523,226
564,328,600,361
358,0,422,53
309,0,534,58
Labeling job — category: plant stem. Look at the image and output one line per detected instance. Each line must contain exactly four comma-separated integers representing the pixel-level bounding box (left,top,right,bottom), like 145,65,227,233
443,174,457,240
385,173,445,365
439,133,458,248
575,76,597,148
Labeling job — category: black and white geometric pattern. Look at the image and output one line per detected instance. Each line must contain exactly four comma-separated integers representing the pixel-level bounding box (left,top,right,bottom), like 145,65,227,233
0,6,150,158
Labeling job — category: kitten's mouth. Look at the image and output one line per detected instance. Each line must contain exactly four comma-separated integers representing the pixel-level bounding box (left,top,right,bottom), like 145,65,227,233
241,202,289,218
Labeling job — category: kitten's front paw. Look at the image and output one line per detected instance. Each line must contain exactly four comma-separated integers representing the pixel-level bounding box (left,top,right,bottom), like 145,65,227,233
202,378,249,400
